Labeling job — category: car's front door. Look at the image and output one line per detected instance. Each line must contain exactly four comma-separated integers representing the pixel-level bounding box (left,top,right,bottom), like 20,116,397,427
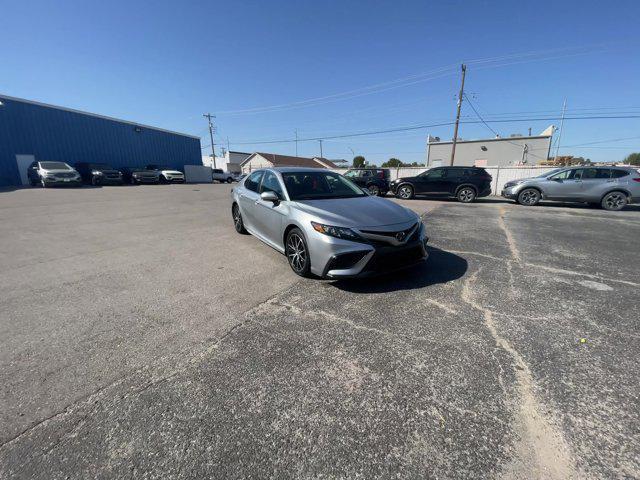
254,171,287,248
542,169,581,199
420,168,448,194
239,171,263,230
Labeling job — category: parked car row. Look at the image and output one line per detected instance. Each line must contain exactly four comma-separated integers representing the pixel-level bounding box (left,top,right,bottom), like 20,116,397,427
27,161,186,187
344,165,640,211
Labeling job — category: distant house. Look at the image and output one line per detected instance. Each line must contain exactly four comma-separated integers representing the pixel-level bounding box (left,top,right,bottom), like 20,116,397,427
202,150,251,173
426,126,554,167
240,152,337,173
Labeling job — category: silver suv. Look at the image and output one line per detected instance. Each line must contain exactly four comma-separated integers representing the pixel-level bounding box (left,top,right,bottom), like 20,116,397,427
502,166,640,211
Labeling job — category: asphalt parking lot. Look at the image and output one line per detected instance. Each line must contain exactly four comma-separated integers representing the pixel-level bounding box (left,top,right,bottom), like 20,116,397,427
1,184,639,479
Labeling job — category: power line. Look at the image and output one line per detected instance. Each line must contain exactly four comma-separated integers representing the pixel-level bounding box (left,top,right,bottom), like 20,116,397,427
227,114,640,146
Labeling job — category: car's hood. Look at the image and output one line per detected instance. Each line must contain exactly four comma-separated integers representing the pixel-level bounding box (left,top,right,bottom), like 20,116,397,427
160,170,183,175
293,196,417,228
394,176,419,182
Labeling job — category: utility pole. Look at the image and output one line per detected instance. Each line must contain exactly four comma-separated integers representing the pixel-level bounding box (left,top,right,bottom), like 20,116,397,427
449,64,467,166
554,98,567,160
203,113,216,169
528,127,532,137
226,137,230,154
295,129,298,157
318,139,323,159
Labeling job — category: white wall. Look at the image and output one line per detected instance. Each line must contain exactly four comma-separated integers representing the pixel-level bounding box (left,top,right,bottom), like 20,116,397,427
241,154,272,174
427,136,552,168
330,166,557,195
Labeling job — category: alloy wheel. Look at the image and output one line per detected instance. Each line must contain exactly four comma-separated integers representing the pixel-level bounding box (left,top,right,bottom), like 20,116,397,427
602,192,627,211
286,233,307,273
518,188,540,206
397,185,413,199
458,188,475,203
367,185,380,196
232,204,246,233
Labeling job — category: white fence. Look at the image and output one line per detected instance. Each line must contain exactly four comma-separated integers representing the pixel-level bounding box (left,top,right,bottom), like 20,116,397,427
330,166,557,195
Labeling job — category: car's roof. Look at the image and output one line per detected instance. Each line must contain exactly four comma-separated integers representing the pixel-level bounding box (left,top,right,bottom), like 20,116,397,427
262,166,335,173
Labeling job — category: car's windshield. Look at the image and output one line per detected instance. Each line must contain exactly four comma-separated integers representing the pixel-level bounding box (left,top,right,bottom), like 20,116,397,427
282,171,366,200
40,162,71,170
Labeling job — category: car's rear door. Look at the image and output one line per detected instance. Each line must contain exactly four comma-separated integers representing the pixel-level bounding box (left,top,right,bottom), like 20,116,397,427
239,171,263,230
254,171,287,248
578,168,612,202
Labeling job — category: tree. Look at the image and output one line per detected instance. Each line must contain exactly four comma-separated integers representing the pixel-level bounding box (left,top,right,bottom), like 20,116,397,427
352,156,366,168
624,152,640,165
381,158,403,168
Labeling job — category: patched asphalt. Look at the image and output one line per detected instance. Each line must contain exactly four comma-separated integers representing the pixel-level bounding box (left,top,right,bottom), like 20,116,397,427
0,185,638,479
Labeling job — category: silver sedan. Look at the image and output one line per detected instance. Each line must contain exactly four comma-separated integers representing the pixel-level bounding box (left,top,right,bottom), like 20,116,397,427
230,167,429,278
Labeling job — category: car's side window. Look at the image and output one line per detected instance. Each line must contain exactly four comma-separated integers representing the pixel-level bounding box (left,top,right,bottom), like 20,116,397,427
426,169,446,179
549,170,573,180
360,170,372,178
245,171,263,192
343,170,358,178
260,171,284,199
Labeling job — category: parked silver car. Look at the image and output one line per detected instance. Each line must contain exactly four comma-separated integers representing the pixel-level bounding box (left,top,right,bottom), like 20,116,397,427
230,167,429,278
502,166,640,211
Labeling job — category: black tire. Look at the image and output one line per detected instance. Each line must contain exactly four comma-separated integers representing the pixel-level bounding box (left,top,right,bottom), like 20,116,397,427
285,228,311,277
517,188,541,206
29,179,37,187
232,203,248,234
226,177,233,183
159,175,168,184
395,184,414,200
601,191,628,211
130,178,137,185
91,176,101,186
367,184,381,196
457,186,477,203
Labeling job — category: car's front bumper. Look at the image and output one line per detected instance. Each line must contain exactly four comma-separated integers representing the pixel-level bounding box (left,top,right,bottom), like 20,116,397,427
43,178,82,186
501,185,520,199
166,176,185,183
313,223,429,279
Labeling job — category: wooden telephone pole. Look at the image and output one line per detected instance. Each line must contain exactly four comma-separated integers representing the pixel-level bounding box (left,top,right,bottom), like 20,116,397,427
449,64,467,166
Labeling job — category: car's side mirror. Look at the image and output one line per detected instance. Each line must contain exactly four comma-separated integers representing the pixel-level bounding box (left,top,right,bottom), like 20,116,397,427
261,191,280,203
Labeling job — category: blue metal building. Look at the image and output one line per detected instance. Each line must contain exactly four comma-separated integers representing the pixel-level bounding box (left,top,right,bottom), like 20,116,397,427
0,94,202,187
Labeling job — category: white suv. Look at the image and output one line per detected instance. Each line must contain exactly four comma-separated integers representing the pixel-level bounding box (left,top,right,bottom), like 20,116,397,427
212,169,235,183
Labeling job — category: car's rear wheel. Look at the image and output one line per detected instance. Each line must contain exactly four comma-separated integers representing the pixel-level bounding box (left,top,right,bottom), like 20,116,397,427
232,204,248,234
367,184,380,196
517,188,540,206
396,184,414,199
457,187,476,203
601,191,628,211
286,228,311,277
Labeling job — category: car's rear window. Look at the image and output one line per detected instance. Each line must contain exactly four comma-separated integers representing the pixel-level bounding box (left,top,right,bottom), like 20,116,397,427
611,169,630,178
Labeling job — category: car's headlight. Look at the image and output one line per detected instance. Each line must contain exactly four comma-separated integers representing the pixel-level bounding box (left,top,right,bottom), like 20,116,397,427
505,180,523,188
91,170,103,175
311,222,361,241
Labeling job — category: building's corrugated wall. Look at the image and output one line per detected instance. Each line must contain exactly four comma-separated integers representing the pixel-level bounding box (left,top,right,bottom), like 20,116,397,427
0,96,201,186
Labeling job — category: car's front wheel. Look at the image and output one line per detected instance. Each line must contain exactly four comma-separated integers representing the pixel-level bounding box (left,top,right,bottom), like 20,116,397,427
601,191,628,211
457,187,476,203
226,177,233,183
285,228,311,277
396,184,414,199
232,203,248,234
367,184,381,196
517,188,541,206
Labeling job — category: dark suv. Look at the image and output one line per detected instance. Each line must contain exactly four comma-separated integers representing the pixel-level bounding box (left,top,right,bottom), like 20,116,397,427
391,166,492,202
75,162,123,185
343,168,391,196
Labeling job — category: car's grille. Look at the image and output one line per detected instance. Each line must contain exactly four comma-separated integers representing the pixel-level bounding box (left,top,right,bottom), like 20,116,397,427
359,222,419,246
55,172,75,178
105,173,120,179
364,245,425,273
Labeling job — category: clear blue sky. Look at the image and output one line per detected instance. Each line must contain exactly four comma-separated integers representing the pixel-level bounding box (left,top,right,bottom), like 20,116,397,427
2,0,639,164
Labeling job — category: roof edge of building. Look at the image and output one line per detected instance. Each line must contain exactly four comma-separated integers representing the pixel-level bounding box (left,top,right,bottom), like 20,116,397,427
0,93,201,140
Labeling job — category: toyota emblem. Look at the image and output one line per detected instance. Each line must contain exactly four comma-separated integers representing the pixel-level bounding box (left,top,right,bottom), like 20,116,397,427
395,232,406,242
